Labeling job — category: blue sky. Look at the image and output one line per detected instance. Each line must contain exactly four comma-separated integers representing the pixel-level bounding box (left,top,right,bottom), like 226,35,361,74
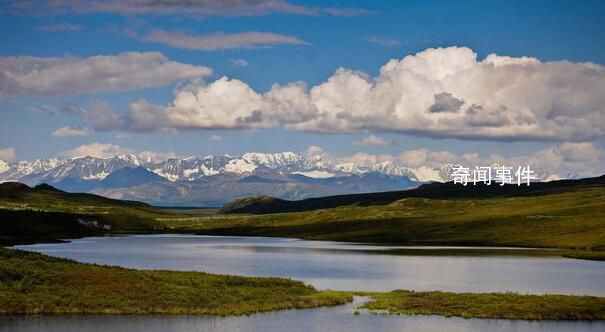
0,0,604,176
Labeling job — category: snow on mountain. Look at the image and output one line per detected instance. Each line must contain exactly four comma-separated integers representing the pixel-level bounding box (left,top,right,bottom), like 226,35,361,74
333,161,366,175
291,170,335,179
0,151,566,186
150,155,233,181
242,152,308,171
0,158,65,183
407,166,439,182
371,161,417,180
41,156,139,181
224,158,257,174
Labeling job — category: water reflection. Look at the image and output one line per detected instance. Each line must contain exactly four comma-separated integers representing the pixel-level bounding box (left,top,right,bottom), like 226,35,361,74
15,234,605,295
2,297,604,332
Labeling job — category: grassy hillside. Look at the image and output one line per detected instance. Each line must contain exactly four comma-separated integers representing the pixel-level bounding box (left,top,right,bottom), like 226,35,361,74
0,247,351,315
220,175,605,214
0,182,174,244
2,180,605,252
171,186,605,250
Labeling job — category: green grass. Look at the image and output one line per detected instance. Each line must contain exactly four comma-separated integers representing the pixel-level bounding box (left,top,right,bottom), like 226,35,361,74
166,187,605,251
0,247,351,315
2,248,604,320
361,290,605,320
2,183,604,257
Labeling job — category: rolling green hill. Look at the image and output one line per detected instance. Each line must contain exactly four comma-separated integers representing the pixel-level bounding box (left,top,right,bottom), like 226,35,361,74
220,175,605,214
1,179,605,254
0,182,171,245
179,184,605,251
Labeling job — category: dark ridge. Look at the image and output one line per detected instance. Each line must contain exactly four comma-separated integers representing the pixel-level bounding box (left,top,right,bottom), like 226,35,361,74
220,174,605,214
219,195,285,214
0,181,150,208
34,183,65,193
0,182,30,191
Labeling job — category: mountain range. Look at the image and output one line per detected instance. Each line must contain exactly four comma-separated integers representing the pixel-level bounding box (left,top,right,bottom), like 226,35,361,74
0,151,510,206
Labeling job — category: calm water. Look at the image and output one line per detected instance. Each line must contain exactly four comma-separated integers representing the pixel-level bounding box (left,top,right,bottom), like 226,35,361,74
9,235,605,331
2,297,605,332
14,234,605,295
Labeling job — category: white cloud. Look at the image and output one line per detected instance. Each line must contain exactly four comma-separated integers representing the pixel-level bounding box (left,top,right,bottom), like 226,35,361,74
355,134,392,146
365,36,401,47
0,52,211,97
340,142,605,179
305,145,326,157
6,1,369,17
102,46,604,142
230,58,248,67
52,126,92,137
60,143,176,162
60,143,129,159
210,134,223,141
0,147,16,162
135,30,308,51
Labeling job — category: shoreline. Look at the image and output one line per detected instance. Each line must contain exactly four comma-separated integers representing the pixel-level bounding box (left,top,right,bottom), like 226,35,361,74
2,243,605,321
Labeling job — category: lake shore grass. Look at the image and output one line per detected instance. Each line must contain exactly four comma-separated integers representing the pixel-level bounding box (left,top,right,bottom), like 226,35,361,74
360,290,605,320
2,247,605,320
0,248,352,315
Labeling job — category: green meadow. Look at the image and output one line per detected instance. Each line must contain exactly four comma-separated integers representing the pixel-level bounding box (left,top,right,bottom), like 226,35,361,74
1,181,605,320
0,247,351,315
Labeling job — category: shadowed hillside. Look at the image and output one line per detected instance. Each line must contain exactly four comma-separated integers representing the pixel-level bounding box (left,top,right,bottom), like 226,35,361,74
220,175,605,214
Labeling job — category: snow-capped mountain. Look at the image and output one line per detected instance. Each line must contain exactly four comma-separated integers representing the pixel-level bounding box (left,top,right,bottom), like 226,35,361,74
2,150,568,187
150,155,234,182
0,151,571,206
0,151,552,186
371,161,417,180
0,158,65,183
1,155,152,185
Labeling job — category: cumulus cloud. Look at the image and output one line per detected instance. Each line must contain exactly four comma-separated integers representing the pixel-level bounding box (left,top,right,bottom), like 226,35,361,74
52,126,92,137
60,143,176,161
428,92,464,113
342,142,605,179
135,30,308,51
0,147,17,162
81,46,605,142
365,36,401,47
37,23,82,32
6,0,369,17
0,52,211,97
60,143,130,158
355,134,392,146
305,145,326,157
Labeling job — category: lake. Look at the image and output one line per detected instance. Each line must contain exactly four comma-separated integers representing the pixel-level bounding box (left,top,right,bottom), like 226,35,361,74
8,234,605,332
14,234,605,294
2,297,605,332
